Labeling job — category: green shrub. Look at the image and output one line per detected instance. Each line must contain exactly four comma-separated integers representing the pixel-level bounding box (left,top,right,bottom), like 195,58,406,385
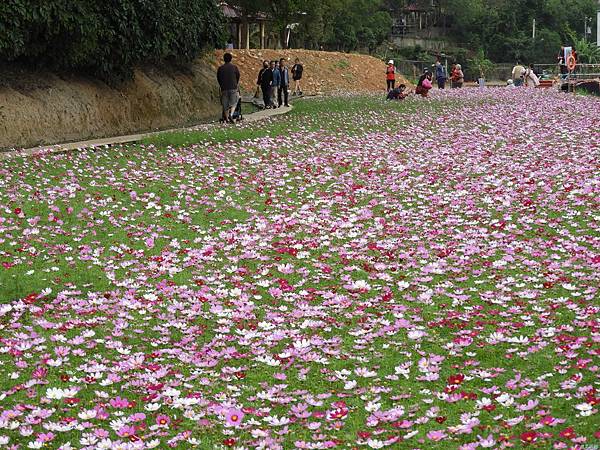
0,0,224,83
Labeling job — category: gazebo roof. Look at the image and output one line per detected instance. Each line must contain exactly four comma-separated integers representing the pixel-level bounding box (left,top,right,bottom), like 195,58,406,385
403,0,434,12
220,2,269,21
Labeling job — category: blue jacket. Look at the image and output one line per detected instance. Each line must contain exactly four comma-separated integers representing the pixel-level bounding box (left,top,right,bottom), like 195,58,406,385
272,68,281,87
435,64,446,80
279,67,289,86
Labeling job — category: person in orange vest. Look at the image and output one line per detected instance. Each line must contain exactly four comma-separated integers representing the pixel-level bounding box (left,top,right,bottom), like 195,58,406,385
386,60,396,92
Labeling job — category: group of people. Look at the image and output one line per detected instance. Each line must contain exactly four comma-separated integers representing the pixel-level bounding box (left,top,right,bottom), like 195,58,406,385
508,62,540,88
257,58,303,109
216,53,305,122
386,59,464,100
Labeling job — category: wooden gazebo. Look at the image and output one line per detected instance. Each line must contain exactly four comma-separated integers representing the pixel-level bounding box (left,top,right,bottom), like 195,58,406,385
220,2,270,50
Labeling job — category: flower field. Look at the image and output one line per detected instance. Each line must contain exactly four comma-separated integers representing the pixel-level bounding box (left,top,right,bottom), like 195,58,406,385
0,90,599,449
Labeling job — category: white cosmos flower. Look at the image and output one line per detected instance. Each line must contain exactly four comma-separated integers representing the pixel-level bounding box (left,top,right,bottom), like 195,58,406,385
496,393,514,407
263,416,290,426
344,380,357,390
144,403,161,411
78,409,97,420
367,439,385,449
476,397,492,409
27,441,43,449
575,403,593,416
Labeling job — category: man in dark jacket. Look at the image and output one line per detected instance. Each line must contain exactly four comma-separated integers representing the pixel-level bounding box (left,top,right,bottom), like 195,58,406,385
216,53,240,122
257,60,273,109
278,58,290,107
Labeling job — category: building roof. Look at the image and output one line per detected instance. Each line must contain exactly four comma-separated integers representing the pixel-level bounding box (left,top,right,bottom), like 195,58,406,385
404,0,435,11
220,2,269,21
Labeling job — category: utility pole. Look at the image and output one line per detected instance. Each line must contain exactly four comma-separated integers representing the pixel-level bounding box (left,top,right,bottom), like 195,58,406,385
532,18,536,39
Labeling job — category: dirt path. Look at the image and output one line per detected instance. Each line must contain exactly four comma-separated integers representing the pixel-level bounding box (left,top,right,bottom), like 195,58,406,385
0,103,294,160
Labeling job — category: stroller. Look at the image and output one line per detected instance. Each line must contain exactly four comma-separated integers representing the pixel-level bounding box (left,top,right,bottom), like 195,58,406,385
220,98,243,123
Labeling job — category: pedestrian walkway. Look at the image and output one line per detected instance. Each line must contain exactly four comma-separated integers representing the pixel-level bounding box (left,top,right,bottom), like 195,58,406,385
0,103,293,160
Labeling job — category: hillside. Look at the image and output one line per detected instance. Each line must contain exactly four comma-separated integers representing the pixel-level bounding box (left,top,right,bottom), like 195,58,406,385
214,49,409,95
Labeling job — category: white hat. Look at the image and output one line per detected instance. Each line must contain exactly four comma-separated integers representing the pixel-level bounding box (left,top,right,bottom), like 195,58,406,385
388,60,394,64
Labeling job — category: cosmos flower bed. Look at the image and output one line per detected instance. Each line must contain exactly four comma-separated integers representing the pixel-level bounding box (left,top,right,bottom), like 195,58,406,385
0,89,599,449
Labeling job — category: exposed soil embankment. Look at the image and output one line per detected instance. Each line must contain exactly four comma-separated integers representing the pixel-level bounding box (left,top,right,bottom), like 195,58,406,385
0,60,221,149
214,49,409,96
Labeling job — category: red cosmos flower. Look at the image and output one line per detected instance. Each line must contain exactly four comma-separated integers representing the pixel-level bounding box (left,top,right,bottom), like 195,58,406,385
14,207,22,215
435,416,447,424
483,404,496,412
23,293,38,304
223,438,236,447
520,431,537,444
357,431,372,439
559,427,576,439
64,398,80,405
60,374,70,382
447,373,465,385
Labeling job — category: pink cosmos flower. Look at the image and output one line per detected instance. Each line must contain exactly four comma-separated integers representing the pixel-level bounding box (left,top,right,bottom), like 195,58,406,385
156,414,171,427
225,408,244,427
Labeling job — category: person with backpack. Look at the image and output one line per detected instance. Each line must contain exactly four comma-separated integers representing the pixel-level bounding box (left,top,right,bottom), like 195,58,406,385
216,52,240,123
257,60,273,109
386,60,396,91
291,58,303,96
435,60,447,89
278,58,290,107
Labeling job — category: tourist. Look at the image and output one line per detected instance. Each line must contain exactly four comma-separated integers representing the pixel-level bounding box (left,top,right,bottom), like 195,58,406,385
271,61,280,107
257,60,273,109
523,64,540,88
386,84,409,100
451,64,464,88
278,58,290,107
216,52,240,123
291,58,303,96
435,60,447,89
415,71,433,97
511,62,525,87
557,46,567,76
386,60,396,91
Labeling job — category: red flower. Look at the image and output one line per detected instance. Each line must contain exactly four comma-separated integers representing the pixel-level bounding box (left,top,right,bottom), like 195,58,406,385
448,373,465,385
559,427,576,439
520,431,537,444
14,208,22,215
223,438,236,447
435,416,447,424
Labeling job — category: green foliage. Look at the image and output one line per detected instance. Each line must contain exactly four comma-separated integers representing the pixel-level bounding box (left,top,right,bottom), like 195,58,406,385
468,49,494,78
567,30,600,64
444,0,597,63
0,0,225,83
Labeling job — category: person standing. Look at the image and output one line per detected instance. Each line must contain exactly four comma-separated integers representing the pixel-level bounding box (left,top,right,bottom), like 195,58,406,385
451,64,464,88
278,58,290,107
257,60,273,109
291,58,303,96
523,63,540,88
386,60,396,91
435,60,447,89
270,60,280,107
511,62,525,87
216,52,240,123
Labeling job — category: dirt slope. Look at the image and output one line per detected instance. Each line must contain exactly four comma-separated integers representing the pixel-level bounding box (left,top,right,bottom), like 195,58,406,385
214,49,409,95
0,60,221,150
